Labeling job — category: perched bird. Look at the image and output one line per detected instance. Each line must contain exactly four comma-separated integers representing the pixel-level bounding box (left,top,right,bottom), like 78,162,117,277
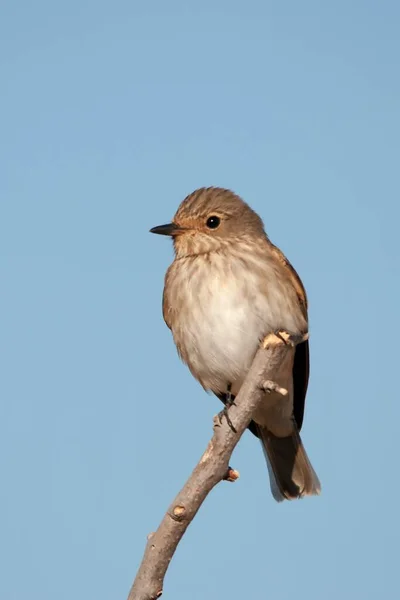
150,187,320,501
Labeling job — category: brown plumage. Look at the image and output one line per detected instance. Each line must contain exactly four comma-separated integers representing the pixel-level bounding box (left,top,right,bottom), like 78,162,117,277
151,187,321,501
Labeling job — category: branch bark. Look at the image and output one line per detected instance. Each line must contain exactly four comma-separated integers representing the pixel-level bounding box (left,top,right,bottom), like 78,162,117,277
127,331,307,600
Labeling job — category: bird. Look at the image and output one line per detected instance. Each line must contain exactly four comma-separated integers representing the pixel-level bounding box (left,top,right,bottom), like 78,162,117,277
150,187,321,501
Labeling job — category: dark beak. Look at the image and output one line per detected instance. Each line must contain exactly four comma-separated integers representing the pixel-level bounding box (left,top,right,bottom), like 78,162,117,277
149,223,184,236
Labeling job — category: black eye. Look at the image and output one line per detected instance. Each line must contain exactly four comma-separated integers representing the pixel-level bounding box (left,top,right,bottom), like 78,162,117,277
206,216,221,229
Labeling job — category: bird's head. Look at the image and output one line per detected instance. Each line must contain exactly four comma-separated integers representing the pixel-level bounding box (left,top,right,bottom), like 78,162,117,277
150,187,266,258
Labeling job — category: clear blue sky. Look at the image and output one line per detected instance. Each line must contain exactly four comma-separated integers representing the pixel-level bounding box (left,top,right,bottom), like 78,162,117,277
1,1,399,599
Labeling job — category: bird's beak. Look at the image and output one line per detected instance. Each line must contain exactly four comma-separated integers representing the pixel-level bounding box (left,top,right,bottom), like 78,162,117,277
149,223,185,236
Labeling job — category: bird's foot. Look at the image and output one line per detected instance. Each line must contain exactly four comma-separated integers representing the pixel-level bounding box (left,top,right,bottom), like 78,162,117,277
217,383,237,432
225,384,236,408
218,406,237,433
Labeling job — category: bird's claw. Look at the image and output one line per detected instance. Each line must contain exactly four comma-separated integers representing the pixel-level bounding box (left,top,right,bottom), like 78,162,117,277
218,406,237,433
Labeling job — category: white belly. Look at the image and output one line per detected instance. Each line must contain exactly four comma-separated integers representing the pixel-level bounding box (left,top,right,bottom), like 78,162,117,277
181,283,263,394
169,253,303,396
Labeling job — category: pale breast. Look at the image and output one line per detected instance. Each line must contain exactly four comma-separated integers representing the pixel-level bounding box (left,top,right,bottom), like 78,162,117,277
164,249,306,396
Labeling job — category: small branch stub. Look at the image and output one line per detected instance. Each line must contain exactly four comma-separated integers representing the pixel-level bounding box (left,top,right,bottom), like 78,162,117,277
262,331,308,349
223,467,240,482
171,505,186,520
262,380,288,396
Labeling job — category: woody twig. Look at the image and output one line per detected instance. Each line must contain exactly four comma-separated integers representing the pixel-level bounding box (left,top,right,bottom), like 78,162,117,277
127,331,308,600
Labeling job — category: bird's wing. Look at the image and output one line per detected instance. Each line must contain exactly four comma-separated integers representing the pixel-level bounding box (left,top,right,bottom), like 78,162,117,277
269,243,308,317
269,243,310,431
162,265,173,330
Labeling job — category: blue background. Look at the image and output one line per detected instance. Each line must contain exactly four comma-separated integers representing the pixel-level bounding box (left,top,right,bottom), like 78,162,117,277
1,1,399,599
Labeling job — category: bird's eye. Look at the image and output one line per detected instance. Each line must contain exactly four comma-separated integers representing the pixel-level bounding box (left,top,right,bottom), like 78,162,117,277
206,216,221,229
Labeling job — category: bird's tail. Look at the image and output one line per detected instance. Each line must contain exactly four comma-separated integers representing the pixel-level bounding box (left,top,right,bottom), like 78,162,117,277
256,424,321,501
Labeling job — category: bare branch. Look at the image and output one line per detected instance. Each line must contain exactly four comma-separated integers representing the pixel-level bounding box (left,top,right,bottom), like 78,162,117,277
127,331,307,600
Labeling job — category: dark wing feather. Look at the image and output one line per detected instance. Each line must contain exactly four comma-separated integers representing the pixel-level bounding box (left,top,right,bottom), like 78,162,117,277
292,339,309,431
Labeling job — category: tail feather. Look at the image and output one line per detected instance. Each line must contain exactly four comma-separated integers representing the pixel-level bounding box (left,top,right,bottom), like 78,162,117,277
256,424,321,502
